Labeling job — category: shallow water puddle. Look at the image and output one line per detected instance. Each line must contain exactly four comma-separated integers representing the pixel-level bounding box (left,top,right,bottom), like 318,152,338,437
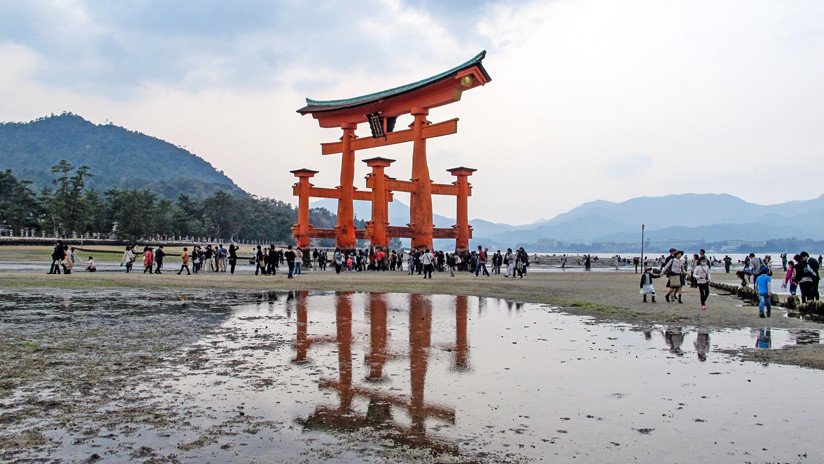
136,292,821,463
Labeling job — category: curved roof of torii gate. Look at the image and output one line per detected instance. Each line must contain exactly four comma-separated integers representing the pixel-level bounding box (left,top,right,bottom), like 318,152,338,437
296,50,491,118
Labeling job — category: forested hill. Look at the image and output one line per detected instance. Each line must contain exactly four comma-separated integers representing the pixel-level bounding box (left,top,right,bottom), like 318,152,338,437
0,113,243,199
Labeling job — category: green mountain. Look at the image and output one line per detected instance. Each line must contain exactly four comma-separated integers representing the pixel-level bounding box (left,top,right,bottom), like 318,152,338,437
0,113,243,199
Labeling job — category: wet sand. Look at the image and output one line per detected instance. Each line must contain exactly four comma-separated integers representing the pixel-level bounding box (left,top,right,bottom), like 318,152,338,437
3,288,822,462
2,267,823,370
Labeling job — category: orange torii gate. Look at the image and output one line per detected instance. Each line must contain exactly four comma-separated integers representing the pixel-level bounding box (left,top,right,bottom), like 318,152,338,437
292,51,491,252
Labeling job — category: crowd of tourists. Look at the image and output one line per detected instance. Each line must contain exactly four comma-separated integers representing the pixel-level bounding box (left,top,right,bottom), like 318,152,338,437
637,247,821,317
46,240,534,280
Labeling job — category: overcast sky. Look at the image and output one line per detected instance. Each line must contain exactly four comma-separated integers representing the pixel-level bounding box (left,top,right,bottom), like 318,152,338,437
1,0,822,224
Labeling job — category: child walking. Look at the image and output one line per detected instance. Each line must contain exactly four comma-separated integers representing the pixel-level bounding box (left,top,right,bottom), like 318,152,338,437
178,247,191,275
639,267,658,302
755,266,773,318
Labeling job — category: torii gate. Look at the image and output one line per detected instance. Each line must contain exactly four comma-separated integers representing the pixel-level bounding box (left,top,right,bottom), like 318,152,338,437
292,51,491,252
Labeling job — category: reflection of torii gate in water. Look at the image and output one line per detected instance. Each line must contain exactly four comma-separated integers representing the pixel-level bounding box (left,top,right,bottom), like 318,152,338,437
292,51,491,252
293,292,471,453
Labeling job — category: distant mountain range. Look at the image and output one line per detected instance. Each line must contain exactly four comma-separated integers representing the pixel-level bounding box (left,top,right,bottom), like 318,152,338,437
501,193,824,245
313,193,824,249
0,113,242,199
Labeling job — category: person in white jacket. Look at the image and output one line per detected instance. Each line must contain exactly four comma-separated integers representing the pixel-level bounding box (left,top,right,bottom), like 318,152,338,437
121,245,135,273
693,257,711,310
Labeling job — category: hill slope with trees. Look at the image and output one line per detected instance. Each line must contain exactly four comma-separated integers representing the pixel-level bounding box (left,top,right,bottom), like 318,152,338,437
0,113,242,199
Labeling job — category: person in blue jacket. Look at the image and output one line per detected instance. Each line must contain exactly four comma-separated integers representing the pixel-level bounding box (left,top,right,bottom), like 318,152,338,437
755,265,773,318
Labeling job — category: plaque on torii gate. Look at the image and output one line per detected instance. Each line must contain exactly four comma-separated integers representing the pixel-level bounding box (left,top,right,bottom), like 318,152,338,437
293,51,491,252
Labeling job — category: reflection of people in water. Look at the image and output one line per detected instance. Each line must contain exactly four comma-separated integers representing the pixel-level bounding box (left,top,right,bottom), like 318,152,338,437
756,328,771,349
663,327,684,356
694,332,710,361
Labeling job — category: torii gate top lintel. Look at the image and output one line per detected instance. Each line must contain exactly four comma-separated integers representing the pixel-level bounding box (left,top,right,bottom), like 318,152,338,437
297,51,491,128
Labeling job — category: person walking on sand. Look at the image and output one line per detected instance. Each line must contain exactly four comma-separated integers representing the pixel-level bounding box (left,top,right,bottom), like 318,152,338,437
504,248,515,277
143,246,154,274
475,246,490,277
62,245,74,274
748,253,764,287
807,252,820,301
688,254,700,288
285,245,296,278
492,250,502,275
407,252,415,275
421,248,435,279
783,259,797,296
254,245,263,275
334,248,344,274
694,256,711,310
639,266,658,303
154,245,166,274
661,250,685,303
48,240,64,274
723,255,732,273
795,252,819,303
267,245,277,275
122,245,135,273
447,253,457,277
178,247,191,275
294,247,303,276
755,266,773,318
228,244,238,275
519,248,529,276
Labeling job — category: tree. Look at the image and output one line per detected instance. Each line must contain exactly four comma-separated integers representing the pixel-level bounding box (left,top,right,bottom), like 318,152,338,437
49,160,92,234
0,170,40,231
105,189,159,239
82,189,109,234
171,194,205,237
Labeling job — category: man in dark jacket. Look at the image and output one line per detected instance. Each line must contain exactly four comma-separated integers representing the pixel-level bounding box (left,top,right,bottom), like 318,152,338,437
155,245,166,274
48,240,64,274
285,246,296,278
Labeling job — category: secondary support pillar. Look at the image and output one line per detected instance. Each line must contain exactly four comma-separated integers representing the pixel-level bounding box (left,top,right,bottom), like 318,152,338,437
409,293,432,434
337,123,357,250
364,157,395,250
336,292,354,411
447,167,476,253
367,293,388,381
291,168,319,249
410,107,433,251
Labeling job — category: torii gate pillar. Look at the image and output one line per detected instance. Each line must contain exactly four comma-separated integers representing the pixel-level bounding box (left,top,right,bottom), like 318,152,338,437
336,123,358,250
410,107,434,251
291,168,318,249
364,157,395,250
448,167,476,253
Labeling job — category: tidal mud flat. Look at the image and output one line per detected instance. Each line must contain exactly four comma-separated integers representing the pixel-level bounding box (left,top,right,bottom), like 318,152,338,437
1,289,823,463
